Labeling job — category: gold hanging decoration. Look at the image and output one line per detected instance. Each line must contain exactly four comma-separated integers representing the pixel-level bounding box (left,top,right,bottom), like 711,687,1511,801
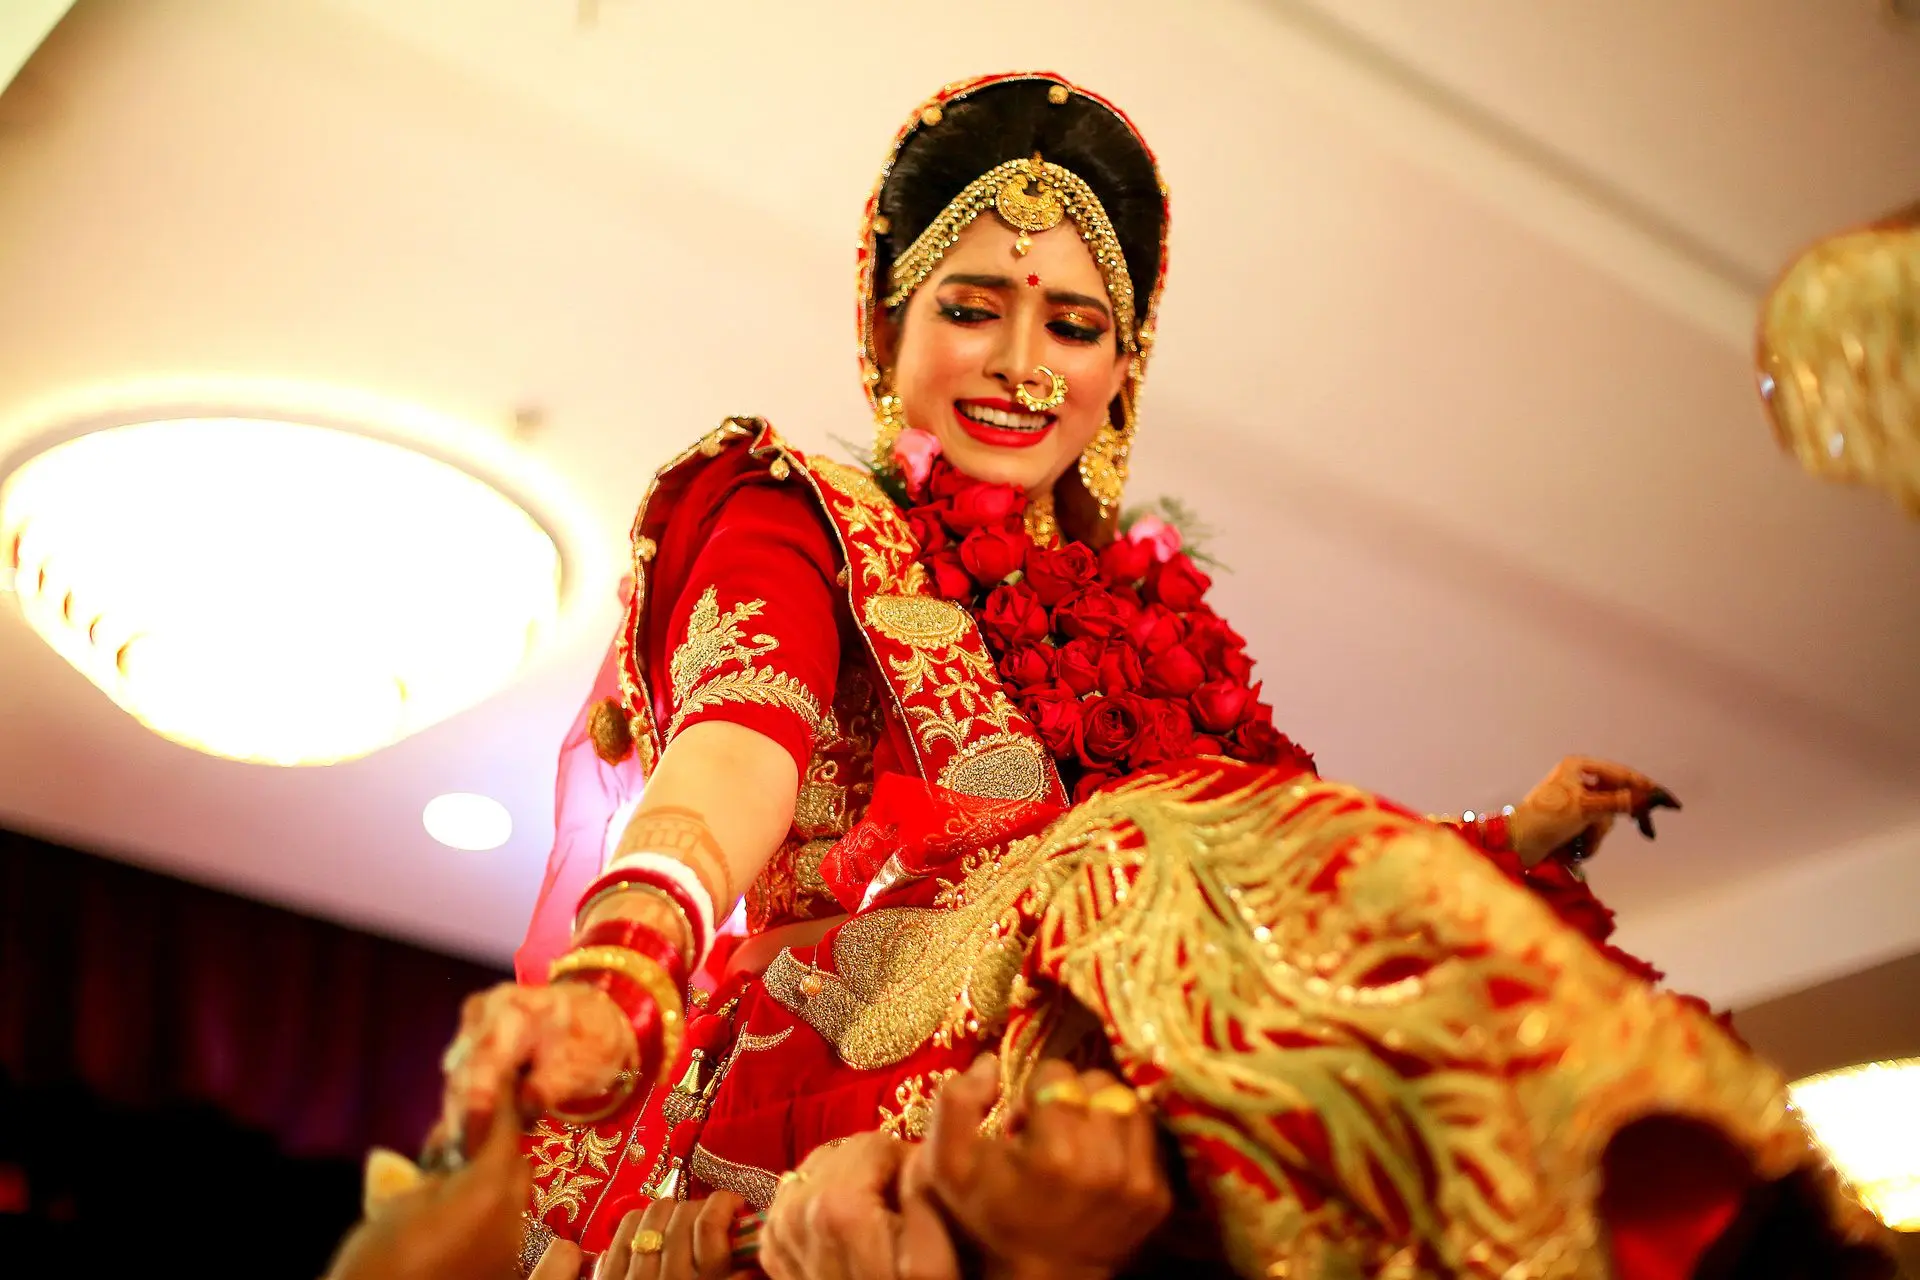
1757,201,1920,516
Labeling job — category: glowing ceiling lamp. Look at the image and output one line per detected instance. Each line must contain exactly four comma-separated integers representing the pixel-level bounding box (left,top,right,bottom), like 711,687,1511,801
1,416,562,766
1790,1058,1920,1233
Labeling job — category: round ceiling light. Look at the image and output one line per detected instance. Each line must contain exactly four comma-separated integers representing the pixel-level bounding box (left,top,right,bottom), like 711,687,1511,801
1,416,562,765
422,793,514,851
1789,1058,1920,1232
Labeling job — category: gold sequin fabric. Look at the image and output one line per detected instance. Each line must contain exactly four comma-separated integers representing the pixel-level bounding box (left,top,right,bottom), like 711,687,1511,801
755,757,1888,1278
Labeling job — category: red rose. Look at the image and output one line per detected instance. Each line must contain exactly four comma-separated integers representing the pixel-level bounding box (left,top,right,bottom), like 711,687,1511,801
1125,604,1185,656
1128,698,1194,771
1078,693,1145,767
1142,643,1206,697
1525,857,1617,945
943,483,1025,530
959,525,1028,587
1147,553,1212,612
1072,769,1116,805
1227,719,1310,773
1099,537,1154,586
999,644,1055,692
980,582,1050,649
1025,542,1099,607
1186,612,1252,680
1059,637,1105,694
905,507,948,553
1097,644,1143,696
1056,637,1105,697
1021,685,1084,759
927,459,973,499
924,548,974,601
1189,735,1224,757
1600,942,1665,986
1054,587,1129,641
1192,678,1257,734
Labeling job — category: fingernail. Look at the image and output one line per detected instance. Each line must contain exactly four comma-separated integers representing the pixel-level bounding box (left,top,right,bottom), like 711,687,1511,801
1649,788,1681,810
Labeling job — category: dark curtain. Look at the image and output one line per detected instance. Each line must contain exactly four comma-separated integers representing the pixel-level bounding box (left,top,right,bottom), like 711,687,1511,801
0,828,508,1275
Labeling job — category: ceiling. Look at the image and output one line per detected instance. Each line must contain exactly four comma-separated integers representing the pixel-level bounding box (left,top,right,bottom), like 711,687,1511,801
1,0,1917,1005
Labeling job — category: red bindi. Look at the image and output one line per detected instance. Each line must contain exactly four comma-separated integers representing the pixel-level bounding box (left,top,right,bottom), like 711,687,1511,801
1025,273,1041,288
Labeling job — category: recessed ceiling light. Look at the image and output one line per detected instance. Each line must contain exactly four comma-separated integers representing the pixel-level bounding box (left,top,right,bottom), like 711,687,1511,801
1790,1058,1920,1232
423,792,513,852
0,416,562,765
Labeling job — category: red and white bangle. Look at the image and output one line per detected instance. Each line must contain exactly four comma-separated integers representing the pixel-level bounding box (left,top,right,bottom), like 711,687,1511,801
578,854,718,971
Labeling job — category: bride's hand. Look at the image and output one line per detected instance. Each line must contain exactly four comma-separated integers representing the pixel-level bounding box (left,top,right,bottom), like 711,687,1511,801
436,980,637,1156
1508,755,1680,867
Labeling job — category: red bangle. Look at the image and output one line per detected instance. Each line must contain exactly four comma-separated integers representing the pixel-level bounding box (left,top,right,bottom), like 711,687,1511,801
558,966,674,1083
577,867,709,966
1476,813,1512,852
577,917,689,992
549,945,687,1084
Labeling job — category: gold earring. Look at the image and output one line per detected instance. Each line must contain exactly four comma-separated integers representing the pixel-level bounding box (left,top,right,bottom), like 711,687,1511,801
872,392,908,474
1078,422,1130,519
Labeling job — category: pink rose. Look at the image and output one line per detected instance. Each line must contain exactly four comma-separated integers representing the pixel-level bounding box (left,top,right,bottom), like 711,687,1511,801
1025,542,1099,607
1147,553,1211,612
891,427,941,494
1126,512,1183,563
959,525,1028,587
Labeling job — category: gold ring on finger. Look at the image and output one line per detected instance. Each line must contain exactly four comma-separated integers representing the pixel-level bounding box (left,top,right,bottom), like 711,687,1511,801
633,1228,666,1256
1087,1084,1141,1116
777,1169,810,1192
1033,1079,1089,1108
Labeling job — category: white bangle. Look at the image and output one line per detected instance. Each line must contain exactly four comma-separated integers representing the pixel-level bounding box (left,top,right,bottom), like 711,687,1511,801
602,849,719,968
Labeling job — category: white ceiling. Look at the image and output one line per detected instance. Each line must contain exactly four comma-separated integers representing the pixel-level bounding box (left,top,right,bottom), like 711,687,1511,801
1,0,1917,1005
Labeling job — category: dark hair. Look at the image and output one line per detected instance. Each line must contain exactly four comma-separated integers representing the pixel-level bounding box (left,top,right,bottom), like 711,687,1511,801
877,79,1163,322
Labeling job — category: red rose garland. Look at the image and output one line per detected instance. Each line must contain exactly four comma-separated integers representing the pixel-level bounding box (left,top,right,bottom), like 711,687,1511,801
886,431,1314,801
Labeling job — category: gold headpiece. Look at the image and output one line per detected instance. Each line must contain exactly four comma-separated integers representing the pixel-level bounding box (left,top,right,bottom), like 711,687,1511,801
884,152,1139,353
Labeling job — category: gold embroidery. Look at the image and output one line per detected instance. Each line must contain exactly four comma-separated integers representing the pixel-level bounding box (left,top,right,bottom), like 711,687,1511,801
878,1069,960,1141
528,1121,621,1224
865,594,970,646
761,838,1039,1069
1003,764,1877,1280
809,459,918,592
666,586,823,738
690,1144,782,1209
937,734,1050,801
618,418,760,774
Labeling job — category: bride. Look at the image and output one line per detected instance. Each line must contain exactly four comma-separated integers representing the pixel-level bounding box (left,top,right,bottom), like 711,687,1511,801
436,73,1891,1279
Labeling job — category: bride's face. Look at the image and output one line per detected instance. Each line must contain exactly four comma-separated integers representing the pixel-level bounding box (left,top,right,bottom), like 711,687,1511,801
886,216,1131,494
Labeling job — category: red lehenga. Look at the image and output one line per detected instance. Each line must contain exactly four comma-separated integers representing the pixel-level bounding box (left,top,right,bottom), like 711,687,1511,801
511,419,1891,1280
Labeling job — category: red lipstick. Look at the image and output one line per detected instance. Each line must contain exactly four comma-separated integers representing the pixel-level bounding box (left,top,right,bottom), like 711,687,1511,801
952,399,1055,450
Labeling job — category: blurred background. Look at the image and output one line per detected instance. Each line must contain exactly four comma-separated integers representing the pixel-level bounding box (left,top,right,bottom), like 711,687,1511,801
0,1,1916,1273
